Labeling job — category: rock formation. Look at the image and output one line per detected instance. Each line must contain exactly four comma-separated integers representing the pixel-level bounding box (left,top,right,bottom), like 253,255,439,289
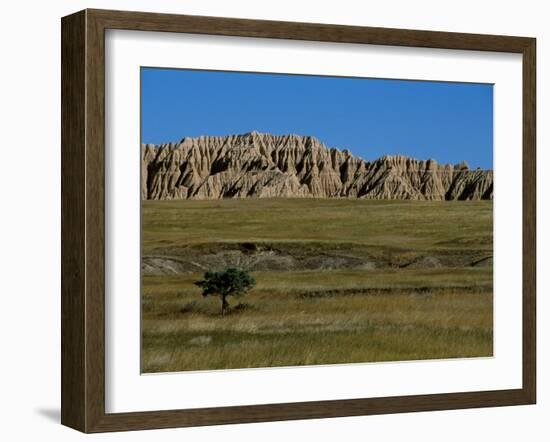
142,131,493,200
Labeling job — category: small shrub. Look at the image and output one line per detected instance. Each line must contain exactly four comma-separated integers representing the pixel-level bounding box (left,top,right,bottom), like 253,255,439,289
195,268,256,315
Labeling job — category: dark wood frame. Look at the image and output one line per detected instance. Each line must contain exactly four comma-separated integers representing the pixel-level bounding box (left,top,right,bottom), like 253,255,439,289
61,8,536,433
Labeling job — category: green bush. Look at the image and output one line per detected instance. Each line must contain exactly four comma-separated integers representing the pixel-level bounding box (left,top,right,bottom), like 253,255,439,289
195,268,256,315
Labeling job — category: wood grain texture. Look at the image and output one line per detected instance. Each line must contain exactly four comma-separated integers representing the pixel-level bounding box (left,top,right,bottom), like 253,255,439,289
60,8,537,433
85,9,107,432
522,38,536,403
61,10,86,431
89,8,532,52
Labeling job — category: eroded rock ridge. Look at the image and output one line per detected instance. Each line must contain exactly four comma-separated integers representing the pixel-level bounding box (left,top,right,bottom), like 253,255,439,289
142,132,492,200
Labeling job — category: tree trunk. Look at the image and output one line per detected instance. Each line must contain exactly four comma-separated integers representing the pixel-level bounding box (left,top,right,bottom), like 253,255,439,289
221,295,229,316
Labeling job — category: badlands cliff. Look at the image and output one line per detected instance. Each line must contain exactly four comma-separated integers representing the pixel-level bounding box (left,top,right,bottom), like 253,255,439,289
141,131,492,200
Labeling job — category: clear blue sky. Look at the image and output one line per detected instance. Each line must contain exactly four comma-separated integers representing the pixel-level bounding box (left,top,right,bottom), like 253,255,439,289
141,67,493,169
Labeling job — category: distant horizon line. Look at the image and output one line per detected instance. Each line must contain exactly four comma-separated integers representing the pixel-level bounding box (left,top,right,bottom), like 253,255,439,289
141,130,493,171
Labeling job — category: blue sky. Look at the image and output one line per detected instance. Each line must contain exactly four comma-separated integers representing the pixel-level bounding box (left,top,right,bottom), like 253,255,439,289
141,68,493,169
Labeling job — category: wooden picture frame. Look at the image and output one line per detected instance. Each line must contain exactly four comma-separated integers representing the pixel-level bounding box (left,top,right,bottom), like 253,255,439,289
61,8,536,433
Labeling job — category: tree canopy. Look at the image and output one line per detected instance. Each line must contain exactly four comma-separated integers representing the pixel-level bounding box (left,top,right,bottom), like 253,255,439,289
195,268,256,315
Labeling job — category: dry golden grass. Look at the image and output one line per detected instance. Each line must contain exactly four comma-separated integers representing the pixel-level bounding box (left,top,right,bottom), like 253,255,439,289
142,269,492,372
141,199,493,372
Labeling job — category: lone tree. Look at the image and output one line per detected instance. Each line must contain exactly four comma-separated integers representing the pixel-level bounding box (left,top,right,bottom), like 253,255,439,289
195,268,256,316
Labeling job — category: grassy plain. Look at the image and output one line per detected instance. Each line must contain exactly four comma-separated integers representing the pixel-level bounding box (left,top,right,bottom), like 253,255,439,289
141,198,493,373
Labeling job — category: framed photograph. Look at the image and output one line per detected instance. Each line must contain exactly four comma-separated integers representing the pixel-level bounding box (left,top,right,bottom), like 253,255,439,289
61,9,536,433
